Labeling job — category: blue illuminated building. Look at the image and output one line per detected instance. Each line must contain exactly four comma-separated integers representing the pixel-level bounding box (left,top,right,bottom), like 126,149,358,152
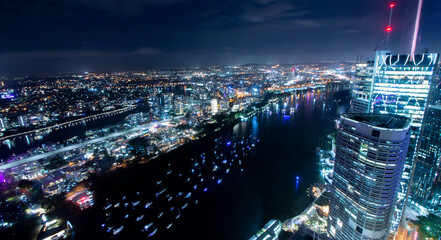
367,52,439,228
409,104,441,214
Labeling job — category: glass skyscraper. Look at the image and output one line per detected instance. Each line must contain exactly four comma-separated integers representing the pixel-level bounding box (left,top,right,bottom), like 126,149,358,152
370,53,438,130
409,104,441,213
350,59,374,113
328,113,411,240
368,52,439,228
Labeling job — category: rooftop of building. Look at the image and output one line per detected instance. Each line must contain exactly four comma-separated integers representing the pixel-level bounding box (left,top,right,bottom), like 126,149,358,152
381,53,438,67
429,104,441,111
344,113,411,129
314,191,330,207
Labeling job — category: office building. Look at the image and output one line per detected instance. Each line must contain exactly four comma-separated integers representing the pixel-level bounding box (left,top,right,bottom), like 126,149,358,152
328,113,411,240
409,104,441,213
350,59,374,113
368,52,439,228
210,99,218,115
0,117,9,131
18,115,29,127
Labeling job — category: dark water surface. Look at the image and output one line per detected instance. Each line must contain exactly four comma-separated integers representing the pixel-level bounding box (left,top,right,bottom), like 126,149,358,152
66,86,349,240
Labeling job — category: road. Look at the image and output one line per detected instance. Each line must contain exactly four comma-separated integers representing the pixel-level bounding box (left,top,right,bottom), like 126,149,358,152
0,119,171,170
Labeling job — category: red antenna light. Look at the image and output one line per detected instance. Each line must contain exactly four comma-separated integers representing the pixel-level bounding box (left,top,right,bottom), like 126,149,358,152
389,3,395,8
386,26,392,32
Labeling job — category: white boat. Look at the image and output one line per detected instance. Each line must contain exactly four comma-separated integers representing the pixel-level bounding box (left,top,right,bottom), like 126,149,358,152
125,214,129,219
156,188,167,197
175,210,181,219
226,169,230,174
181,203,188,209
178,192,183,197
132,200,140,206
136,215,144,221
166,223,173,229
193,185,197,190
113,226,124,235
124,203,129,207
114,203,120,207
186,178,190,182
144,223,153,231
217,179,222,184
157,212,164,218
168,196,173,201
156,180,162,185
145,202,152,208
185,192,191,198
148,228,157,237
103,204,112,210
167,164,172,175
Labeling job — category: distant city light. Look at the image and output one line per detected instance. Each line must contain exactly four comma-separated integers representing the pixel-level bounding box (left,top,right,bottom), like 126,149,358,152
386,26,392,32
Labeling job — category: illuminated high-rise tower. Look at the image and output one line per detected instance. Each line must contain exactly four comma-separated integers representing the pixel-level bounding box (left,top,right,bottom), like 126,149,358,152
350,59,374,113
369,52,439,195
210,99,218,115
367,52,439,230
409,104,441,213
345,0,440,234
408,67,441,214
328,113,411,240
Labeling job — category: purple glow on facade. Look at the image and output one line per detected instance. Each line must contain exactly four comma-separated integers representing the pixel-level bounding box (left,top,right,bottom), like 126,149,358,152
0,172,6,183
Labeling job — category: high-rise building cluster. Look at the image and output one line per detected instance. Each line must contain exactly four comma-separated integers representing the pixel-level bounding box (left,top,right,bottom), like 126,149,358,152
328,50,440,240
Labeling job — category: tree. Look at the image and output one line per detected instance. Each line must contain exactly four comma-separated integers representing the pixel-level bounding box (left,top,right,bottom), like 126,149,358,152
18,180,33,190
413,213,441,239
129,137,149,155
44,157,67,171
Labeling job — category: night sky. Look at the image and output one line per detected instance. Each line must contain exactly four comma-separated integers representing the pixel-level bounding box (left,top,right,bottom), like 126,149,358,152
1,0,440,76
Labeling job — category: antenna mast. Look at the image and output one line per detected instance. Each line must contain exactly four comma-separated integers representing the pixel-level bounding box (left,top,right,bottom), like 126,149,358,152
410,0,423,60
385,3,395,50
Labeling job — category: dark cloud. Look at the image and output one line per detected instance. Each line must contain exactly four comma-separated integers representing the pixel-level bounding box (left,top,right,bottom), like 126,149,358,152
0,0,440,76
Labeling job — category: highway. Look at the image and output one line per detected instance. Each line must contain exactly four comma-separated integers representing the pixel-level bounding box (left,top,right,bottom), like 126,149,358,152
0,119,171,170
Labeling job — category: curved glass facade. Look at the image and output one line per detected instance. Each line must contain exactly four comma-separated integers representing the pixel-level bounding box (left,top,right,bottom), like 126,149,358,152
328,114,411,240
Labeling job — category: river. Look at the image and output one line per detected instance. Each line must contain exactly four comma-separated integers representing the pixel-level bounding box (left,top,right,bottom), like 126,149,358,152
65,86,350,240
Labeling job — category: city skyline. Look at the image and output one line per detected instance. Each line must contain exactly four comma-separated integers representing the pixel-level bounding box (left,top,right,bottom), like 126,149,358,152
1,0,441,239
1,0,441,76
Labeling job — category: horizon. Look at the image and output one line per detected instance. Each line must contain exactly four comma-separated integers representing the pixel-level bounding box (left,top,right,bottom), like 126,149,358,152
1,0,440,76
